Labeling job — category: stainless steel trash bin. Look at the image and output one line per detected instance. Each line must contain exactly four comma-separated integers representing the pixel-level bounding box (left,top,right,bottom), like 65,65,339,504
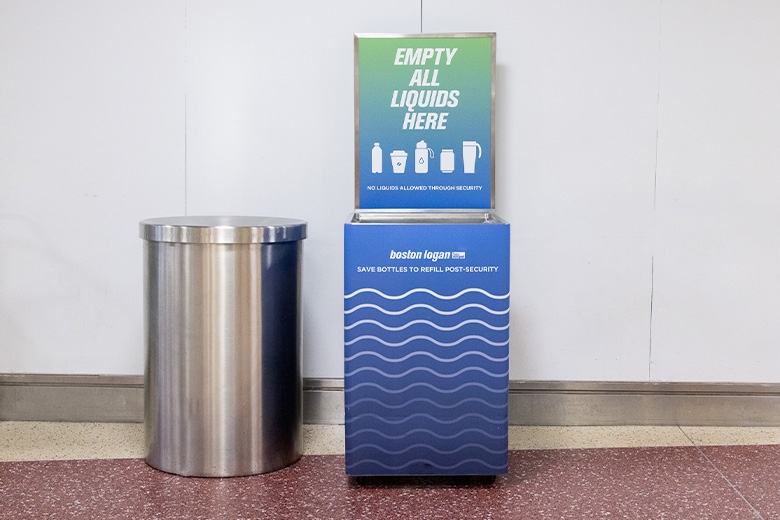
140,216,307,477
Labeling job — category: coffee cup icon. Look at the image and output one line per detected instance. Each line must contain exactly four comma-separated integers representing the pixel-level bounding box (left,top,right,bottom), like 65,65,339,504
390,150,408,173
462,141,482,174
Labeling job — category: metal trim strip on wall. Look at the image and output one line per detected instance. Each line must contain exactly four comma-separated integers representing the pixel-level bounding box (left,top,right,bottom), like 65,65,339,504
3,375,780,426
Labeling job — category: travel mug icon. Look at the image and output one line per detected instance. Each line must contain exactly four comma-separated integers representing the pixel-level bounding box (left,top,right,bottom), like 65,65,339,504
462,141,482,174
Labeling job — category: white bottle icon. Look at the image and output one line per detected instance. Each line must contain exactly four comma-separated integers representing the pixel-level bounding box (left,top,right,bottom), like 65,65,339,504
371,143,382,173
415,140,434,174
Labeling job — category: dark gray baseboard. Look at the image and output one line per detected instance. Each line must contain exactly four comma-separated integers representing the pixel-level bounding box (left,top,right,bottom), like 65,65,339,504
3,374,780,426
509,381,780,426
0,374,143,423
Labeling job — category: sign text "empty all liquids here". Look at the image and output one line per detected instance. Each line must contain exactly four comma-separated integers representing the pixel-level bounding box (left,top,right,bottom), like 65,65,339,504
390,47,459,130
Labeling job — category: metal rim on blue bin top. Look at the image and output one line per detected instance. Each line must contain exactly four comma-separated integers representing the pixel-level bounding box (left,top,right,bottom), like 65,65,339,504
139,216,307,244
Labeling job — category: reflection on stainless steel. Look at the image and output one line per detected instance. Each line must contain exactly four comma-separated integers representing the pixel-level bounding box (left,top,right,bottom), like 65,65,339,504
142,217,305,477
352,210,504,224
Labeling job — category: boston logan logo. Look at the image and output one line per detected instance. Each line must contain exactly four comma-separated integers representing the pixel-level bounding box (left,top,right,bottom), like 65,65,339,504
389,250,466,262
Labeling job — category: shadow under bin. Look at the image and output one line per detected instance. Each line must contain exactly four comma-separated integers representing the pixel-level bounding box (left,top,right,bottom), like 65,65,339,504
140,216,307,477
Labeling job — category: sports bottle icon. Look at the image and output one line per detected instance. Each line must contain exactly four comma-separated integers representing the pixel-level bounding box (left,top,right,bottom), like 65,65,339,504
415,140,434,173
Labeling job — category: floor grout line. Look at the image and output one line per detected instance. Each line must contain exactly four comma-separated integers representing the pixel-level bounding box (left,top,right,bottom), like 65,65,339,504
678,426,765,520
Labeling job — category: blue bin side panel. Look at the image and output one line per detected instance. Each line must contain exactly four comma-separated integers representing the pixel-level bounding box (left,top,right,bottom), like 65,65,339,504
344,222,509,476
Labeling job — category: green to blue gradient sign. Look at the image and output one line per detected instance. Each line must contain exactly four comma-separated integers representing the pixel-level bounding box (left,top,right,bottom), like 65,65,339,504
355,33,495,210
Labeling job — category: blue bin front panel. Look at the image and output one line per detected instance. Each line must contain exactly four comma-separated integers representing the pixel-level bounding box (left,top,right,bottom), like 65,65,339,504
344,222,509,476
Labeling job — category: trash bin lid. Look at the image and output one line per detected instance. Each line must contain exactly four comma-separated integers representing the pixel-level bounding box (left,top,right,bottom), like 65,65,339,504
140,216,307,244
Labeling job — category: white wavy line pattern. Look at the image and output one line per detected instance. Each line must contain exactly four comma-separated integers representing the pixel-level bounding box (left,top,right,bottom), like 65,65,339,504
345,334,508,348
346,442,506,456
344,381,508,395
346,412,506,426
345,287,509,300
345,427,508,441
348,396,505,410
344,350,507,364
344,302,509,316
344,318,509,332
345,365,509,379
346,458,507,472
345,285,508,474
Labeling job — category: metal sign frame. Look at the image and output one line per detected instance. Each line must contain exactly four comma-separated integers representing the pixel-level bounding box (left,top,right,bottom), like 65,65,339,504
354,33,496,211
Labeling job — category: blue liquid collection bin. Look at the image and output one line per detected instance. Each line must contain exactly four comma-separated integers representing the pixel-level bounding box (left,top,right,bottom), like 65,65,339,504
344,216,509,476
347,33,507,477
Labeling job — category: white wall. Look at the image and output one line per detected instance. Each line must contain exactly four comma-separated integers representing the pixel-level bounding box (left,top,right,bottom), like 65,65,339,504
1,0,779,383
652,0,780,381
0,0,185,373
426,0,660,381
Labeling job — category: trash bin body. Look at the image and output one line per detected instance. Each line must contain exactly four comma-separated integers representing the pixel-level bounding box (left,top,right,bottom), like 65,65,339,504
140,216,306,477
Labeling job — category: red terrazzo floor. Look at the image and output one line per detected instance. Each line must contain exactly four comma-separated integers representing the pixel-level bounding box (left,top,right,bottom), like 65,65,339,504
1,445,778,519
